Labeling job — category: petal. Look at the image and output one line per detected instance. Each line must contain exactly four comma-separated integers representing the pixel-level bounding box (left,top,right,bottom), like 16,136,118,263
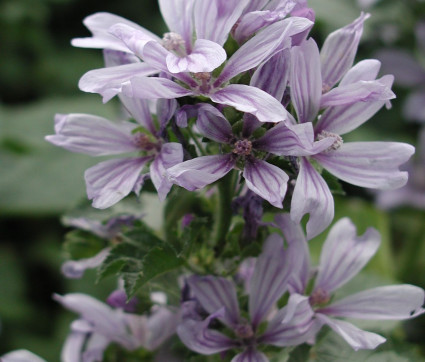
339,59,382,86
2,350,46,362
234,4,296,44
194,0,250,46
85,157,151,209
167,154,236,191
157,98,178,132
321,12,370,90
210,84,289,123
166,39,226,73
196,104,233,144
259,294,320,347
159,0,195,49
250,49,290,103
315,75,395,135
82,334,110,361
314,218,381,293
150,143,183,201
290,158,334,240
145,307,180,350
253,121,333,156
217,17,313,84
188,275,241,327
320,77,395,108
274,214,310,294
46,113,139,156
53,294,133,347
108,23,158,58
121,98,156,134
61,321,88,362
319,285,425,320
231,349,269,362
290,38,322,123
314,142,415,190
249,234,293,327
61,248,111,279
177,306,237,355
315,314,386,351
78,63,159,102
124,76,193,99
243,159,288,208
71,12,159,52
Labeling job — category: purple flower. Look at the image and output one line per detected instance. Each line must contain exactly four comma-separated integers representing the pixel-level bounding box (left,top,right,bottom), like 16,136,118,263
375,22,425,123
46,96,183,209
376,128,425,209
275,214,425,351
167,104,325,208
78,14,313,123
177,234,319,361
1,350,46,362
287,26,413,239
54,293,179,361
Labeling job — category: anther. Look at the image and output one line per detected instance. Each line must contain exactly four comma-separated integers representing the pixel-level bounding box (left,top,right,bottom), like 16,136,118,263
309,288,331,306
233,139,253,156
162,32,185,52
317,130,343,152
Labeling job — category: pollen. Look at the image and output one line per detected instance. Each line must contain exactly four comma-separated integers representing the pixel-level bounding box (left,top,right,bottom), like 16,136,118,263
162,32,185,52
233,139,253,156
317,130,343,151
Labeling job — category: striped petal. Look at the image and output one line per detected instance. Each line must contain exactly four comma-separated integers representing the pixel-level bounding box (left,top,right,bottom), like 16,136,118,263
314,218,381,293
290,158,334,239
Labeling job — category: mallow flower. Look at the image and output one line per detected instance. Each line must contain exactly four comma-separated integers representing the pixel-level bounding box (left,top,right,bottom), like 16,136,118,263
76,7,313,123
275,214,425,351
167,103,333,208
177,234,320,361
286,22,414,239
46,95,183,209
54,292,179,361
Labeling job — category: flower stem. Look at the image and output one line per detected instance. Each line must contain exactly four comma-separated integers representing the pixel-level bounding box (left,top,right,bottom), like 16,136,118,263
213,171,235,256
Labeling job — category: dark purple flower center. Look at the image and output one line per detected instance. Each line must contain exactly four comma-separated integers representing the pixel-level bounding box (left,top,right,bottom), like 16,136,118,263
233,139,253,156
133,133,158,151
316,130,343,152
309,288,331,306
234,323,254,339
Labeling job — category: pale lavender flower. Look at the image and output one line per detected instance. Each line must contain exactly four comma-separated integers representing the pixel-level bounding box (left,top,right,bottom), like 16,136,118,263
275,214,425,351
1,350,46,362
78,14,313,123
46,95,183,209
177,234,319,361
232,0,314,44
167,104,329,208
287,25,413,239
375,22,425,123
54,293,179,361
376,128,425,209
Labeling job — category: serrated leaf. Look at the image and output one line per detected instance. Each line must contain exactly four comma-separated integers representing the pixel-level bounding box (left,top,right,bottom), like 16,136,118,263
97,224,183,298
63,230,105,259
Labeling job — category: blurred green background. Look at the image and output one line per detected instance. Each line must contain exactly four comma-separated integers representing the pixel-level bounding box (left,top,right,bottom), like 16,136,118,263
1,0,425,360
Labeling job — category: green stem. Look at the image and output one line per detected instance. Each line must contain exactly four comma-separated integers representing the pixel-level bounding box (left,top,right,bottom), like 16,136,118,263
213,171,235,255
186,127,206,156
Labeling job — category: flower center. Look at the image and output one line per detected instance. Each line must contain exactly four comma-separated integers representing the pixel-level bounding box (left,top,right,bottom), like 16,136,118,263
234,323,254,339
233,139,253,156
309,288,331,306
162,32,186,55
316,130,343,152
133,133,157,151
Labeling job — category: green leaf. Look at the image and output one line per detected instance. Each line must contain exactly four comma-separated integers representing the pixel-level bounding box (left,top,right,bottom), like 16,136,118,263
97,223,183,298
63,230,106,259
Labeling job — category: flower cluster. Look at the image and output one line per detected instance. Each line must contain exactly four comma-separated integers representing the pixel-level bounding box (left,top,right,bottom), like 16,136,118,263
4,1,425,361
